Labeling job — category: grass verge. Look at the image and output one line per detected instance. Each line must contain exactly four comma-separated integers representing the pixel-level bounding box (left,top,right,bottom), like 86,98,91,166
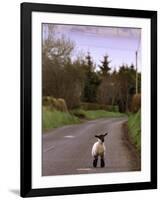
127,110,141,152
43,107,126,132
43,107,80,131
81,109,125,120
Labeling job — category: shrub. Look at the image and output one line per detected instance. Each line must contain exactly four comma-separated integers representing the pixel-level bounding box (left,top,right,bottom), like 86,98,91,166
42,96,68,112
71,109,86,118
57,98,68,112
43,96,53,108
130,94,141,113
51,97,59,109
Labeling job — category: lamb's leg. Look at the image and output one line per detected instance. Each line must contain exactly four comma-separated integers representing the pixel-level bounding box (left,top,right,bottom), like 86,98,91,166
93,155,98,168
100,155,105,168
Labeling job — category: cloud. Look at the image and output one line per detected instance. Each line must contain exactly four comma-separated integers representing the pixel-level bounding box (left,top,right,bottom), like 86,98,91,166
53,24,141,39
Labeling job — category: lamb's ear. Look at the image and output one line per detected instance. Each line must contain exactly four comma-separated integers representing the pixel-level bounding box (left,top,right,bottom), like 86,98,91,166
104,133,108,137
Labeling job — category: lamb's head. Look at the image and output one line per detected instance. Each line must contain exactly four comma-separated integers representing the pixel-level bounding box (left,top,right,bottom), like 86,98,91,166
95,133,108,143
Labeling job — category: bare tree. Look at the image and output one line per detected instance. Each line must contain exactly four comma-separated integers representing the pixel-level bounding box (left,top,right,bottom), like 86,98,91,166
42,24,86,109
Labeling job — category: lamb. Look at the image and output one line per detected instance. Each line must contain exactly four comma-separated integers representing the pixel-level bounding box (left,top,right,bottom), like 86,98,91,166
91,133,108,168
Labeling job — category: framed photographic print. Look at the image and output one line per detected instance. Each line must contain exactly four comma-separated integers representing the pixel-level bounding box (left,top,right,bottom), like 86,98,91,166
21,2,157,197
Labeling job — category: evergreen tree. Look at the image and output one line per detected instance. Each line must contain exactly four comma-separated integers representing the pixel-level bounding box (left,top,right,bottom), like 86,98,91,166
81,52,100,102
99,55,111,77
86,51,93,68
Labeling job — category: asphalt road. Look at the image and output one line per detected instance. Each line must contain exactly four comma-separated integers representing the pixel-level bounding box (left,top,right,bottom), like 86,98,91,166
42,117,140,176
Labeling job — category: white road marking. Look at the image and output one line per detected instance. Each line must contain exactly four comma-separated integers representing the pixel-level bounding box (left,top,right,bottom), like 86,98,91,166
43,146,55,153
64,135,75,138
77,168,93,171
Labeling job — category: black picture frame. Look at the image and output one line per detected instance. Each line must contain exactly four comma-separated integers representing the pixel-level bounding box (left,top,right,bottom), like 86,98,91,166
21,2,157,197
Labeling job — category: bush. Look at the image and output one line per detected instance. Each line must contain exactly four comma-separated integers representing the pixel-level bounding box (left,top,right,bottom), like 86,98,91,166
130,94,141,113
57,98,68,112
42,96,68,112
43,96,53,108
71,109,86,118
51,97,59,109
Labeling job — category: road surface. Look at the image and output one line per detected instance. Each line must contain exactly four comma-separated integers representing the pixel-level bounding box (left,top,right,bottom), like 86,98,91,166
42,117,140,176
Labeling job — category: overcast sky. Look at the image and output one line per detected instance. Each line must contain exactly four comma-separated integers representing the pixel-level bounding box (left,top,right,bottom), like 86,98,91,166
43,24,141,72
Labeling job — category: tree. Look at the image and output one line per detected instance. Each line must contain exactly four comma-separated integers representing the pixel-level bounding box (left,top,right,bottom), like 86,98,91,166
115,64,137,112
97,61,141,112
42,24,75,65
99,55,111,77
42,24,75,96
42,24,85,109
60,59,85,108
97,55,112,105
81,52,100,102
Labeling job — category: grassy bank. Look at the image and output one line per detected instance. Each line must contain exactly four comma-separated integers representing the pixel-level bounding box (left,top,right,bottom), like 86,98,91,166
71,109,125,120
43,107,125,132
127,110,141,152
43,107,80,131
85,110,125,119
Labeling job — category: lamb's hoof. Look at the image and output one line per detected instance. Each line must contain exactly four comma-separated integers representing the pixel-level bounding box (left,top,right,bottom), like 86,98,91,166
101,159,105,168
93,159,98,168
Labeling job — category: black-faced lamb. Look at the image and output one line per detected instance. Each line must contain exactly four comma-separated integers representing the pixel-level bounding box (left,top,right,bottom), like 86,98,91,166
91,133,108,167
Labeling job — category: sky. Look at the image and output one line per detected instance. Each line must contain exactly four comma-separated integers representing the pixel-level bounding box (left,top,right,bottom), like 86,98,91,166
43,24,141,72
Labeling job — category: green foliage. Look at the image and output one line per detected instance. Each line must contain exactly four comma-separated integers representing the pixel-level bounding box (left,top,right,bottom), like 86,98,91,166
128,110,141,151
43,107,80,131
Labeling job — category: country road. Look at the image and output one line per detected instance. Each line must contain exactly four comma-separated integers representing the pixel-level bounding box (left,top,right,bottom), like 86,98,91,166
42,117,140,176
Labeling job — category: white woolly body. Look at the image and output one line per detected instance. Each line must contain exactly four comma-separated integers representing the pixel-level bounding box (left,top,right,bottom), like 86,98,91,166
92,140,106,157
